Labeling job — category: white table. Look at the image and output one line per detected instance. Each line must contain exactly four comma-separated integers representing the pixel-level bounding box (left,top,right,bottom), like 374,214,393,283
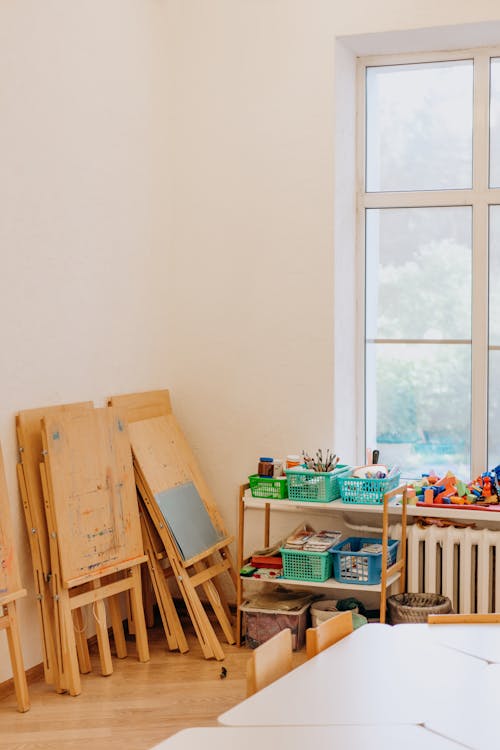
219,623,486,727
424,662,500,749
150,726,465,750
393,622,500,663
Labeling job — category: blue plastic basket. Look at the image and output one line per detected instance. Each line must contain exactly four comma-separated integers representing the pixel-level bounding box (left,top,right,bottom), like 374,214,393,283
338,472,400,505
285,464,351,503
329,536,399,585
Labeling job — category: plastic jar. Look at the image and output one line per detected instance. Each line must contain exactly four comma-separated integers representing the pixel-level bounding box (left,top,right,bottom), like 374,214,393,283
258,457,274,477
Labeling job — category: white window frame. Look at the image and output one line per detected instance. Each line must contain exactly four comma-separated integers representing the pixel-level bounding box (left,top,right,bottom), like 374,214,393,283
356,46,500,477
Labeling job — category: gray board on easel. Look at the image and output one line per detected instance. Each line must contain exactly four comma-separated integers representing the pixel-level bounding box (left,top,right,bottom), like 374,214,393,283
154,481,223,560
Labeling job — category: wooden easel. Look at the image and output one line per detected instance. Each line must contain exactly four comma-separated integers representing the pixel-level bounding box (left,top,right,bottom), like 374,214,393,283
108,390,237,660
17,403,129,692
16,403,94,690
0,444,29,712
39,407,149,695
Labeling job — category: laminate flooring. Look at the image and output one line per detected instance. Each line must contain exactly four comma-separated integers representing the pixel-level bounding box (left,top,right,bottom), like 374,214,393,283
0,612,307,750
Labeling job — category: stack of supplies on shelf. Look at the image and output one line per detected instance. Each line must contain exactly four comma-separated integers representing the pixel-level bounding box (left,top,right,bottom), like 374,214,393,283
358,542,383,555
241,524,321,580
249,553,283,579
283,528,341,552
284,530,314,550
280,527,343,583
251,555,282,568
246,589,314,610
303,530,342,551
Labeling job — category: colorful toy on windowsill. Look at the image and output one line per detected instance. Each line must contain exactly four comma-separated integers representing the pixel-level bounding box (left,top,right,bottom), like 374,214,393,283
412,466,500,508
467,467,500,505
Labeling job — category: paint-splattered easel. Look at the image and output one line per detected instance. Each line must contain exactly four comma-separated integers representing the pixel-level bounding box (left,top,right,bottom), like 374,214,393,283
0,444,29,712
107,390,188,655
39,407,149,696
17,403,129,693
17,403,93,692
108,390,237,660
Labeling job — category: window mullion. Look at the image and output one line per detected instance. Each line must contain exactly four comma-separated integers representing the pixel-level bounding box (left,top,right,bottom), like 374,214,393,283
471,51,490,476
356,59,367,464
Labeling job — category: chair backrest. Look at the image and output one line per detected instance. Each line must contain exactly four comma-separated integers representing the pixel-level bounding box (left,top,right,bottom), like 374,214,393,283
306,610,353,659
246,628,293,697
428,613,500,624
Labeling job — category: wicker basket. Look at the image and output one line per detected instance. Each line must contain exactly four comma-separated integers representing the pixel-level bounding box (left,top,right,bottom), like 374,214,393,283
387,593,452,624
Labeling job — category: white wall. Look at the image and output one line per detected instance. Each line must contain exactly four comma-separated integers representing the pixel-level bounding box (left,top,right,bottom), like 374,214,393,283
4,0,500,685
164,0,500,577
0,1,170,681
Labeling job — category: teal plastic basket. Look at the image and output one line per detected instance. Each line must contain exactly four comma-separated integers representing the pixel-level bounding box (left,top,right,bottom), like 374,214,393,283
338,472,400,505
285,464,351,503
280,547,333,582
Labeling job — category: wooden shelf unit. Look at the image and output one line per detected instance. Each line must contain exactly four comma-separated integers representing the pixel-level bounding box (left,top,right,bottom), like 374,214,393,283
236,482,408,644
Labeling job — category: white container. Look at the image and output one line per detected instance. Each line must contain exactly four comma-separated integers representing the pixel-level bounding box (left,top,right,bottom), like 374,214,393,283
273,459,284,477
310,599,359,626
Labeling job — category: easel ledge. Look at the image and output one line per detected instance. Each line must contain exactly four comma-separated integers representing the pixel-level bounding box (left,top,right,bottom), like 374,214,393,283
0,589,27,607
65,556,148,589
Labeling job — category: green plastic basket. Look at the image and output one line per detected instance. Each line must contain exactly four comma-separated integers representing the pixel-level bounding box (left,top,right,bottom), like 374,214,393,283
338,472,400,505
248,474,288,500
285,464,351,503
280,547,333,582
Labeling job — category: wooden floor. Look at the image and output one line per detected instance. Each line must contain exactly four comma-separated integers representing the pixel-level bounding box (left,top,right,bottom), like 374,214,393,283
0,613,306,750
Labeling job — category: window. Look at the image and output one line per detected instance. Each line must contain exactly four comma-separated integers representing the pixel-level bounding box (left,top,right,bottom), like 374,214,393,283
359,49,500,479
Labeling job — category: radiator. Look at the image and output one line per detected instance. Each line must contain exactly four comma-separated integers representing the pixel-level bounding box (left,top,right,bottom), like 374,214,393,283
400,524,500,614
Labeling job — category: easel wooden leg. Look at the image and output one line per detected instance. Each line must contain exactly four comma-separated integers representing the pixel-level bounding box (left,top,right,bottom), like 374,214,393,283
5,602,30,712
195,562,235,645
148,554,188,653
91,580,113,676
209,558,234,625
58,590,81,696
177,564,225,661
72,608,91,674
17,465,57,686
107,592,128,659
170,557,221,659
142,563,155,628
51,577,68,694
140,510,188,653
201,580,235,646
38,573,59,685
125,591,136,635
128,566,150,663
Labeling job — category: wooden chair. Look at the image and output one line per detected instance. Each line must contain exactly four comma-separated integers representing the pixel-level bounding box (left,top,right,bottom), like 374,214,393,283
246,628,293,697
305,610,353,659
428,613,500,624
